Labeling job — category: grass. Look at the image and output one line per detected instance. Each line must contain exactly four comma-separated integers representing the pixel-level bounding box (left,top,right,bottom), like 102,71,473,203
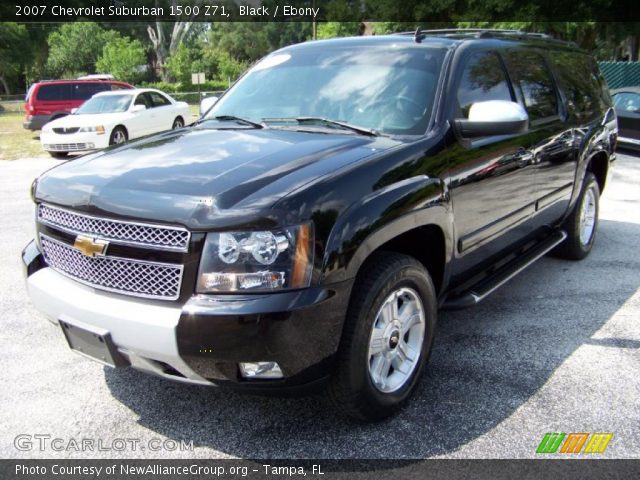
0,103,202,161
0,112,46,161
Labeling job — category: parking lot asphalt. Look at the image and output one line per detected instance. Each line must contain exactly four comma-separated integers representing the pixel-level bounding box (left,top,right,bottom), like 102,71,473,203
0,152,638,459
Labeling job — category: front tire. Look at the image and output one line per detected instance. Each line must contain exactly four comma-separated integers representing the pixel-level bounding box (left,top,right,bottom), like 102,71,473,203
553,172,600,260
327,252,436,421
109,126,128,146
172,116,184,129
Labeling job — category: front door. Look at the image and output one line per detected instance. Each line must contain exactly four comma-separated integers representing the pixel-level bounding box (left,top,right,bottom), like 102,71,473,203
447,49,537,282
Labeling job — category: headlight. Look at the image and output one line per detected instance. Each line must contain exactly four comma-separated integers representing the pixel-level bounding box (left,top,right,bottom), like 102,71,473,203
30,178,38,203
197,223,314,293
79,125,105,134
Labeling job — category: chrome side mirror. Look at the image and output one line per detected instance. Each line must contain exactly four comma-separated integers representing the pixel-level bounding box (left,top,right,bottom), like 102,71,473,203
455,100,529,137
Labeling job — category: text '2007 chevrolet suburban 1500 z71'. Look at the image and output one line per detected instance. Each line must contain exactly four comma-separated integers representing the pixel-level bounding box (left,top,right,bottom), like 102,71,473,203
23,30,617,421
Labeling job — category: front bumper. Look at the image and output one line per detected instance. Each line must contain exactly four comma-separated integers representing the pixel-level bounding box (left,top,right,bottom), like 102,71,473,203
23,240,351,391
40,130,109,152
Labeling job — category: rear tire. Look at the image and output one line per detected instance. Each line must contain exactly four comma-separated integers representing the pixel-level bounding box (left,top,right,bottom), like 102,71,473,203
48,151,68,158
553,172,600,260
327,252,436,421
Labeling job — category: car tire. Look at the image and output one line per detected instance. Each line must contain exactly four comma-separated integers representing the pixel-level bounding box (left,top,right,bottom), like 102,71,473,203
49,151,68,158
172,117,184,129
327,252,437,421
109,126,128,146
553,172,600,260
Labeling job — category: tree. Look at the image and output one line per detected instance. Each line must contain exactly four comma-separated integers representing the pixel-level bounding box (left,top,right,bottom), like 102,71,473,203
96,37,147,84
0,23,30,94
46,22,120,77
165,42,203,85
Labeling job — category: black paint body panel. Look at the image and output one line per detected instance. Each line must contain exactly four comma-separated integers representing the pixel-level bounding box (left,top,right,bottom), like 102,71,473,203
27,35,617,389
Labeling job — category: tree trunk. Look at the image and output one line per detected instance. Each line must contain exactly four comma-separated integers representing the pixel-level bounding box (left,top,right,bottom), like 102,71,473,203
0,76,10,95
628,35,639,62
147,0,200,82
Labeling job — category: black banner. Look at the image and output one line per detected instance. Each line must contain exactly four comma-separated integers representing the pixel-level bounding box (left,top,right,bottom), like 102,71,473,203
2,0,640,22
1,459,640,480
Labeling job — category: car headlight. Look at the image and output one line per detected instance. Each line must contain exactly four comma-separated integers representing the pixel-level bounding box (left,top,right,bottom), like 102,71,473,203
79,125,105,134
197,223,314,293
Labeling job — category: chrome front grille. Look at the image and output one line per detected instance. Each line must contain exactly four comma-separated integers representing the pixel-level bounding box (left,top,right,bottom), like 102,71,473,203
38,204,190,252
40,235,183,300
43,143,92,151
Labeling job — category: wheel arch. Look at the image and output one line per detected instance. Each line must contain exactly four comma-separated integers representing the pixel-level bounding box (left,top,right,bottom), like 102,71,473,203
322,175,454,297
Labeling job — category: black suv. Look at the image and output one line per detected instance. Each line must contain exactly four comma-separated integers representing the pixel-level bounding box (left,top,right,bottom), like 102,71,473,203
23,30,617,421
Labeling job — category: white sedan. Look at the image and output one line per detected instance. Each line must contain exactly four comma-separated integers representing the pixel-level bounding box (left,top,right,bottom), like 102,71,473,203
40,88,191,157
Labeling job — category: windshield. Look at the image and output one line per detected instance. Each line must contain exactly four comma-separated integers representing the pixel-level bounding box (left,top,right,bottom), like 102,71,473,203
76,94,133,114
205,43,446,135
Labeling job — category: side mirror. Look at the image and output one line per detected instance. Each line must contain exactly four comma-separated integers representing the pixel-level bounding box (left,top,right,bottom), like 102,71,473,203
455,100,528,138
131,104,146,113
200,96,218,115
70,108,78,114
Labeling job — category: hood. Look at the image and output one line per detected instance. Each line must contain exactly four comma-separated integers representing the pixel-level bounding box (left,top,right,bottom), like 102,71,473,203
35,126,400,229
46,113,124,128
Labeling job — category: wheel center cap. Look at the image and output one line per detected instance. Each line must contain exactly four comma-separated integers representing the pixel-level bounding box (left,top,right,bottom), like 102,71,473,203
389,330,400,349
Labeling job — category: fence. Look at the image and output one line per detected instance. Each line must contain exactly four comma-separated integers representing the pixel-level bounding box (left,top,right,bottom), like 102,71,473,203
598,61,640,89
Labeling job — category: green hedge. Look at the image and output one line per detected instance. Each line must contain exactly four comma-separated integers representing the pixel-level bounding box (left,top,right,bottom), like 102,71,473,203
139,80,228,93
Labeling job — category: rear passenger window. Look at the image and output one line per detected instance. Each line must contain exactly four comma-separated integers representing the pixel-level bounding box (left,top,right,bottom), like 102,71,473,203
506,51,558,121
73,83,109,100
36,84,72,101
549,52,602,117
457,51,513,118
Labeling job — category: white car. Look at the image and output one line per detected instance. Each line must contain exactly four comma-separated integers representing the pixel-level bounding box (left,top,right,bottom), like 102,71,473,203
40,88,191,157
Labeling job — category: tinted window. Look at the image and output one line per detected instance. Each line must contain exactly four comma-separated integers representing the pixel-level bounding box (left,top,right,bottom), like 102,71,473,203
549,52,602,116
134,93,152,108
36,84,73,101
149,92,171,107
457,51,513,118
73,83,110,100
613,92,640,112
506,51,558,120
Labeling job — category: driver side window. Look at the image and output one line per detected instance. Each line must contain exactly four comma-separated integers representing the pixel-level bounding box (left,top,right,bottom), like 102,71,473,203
134,93,151,108
457,51,513,118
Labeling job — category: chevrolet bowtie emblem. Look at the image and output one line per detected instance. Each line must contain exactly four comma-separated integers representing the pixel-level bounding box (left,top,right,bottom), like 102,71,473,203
73,235,108,257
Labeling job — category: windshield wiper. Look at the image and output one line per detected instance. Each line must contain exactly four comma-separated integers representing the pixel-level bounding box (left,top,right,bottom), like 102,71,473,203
263,117,378,137
196,115,264,129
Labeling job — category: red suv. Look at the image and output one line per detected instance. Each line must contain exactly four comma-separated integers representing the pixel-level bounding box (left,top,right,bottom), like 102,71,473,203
23,79,133,131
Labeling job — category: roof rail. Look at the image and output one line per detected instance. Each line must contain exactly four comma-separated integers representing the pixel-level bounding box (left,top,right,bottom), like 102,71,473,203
395,28,553,41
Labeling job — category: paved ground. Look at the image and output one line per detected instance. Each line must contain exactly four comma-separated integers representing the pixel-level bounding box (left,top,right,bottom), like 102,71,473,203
1,152,639,459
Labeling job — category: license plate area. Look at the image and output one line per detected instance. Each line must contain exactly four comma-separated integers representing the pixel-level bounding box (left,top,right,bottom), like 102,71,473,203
59,319,129,368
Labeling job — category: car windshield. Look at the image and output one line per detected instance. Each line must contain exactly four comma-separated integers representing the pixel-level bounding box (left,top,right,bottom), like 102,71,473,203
204,43,446,135
76,94,133,114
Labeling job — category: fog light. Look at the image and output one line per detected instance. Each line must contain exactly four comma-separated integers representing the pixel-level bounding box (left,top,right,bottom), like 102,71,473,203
239,362,283,379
